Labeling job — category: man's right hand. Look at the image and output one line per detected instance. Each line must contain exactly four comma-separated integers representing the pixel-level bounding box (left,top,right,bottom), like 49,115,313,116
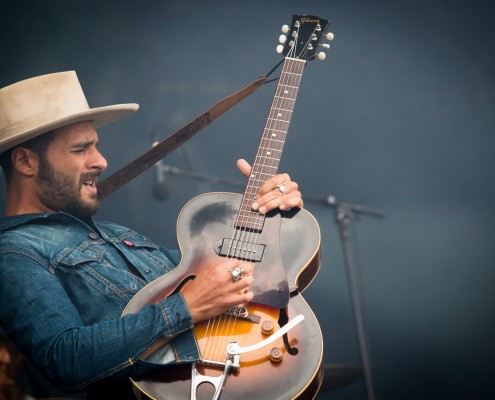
180,259,254,324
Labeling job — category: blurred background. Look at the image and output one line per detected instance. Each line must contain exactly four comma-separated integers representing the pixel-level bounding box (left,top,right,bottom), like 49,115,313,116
1,0,494,399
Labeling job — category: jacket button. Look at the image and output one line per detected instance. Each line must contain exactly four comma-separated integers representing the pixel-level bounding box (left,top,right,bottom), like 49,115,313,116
88,232,98,240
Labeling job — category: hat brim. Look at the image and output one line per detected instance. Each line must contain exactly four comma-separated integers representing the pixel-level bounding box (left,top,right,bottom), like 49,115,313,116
0,103,138,154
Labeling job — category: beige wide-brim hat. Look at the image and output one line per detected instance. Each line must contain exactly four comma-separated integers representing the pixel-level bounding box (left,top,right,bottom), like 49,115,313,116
0,71,139,154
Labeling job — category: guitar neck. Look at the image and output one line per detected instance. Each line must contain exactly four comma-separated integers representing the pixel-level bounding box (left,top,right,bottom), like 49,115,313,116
235,58,306,231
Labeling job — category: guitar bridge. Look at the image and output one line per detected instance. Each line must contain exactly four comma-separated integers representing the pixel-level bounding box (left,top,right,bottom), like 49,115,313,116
223,306,261,323
215,238,265,262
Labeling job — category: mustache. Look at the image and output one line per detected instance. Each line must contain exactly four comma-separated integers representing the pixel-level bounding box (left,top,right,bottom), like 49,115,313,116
80,172,101,183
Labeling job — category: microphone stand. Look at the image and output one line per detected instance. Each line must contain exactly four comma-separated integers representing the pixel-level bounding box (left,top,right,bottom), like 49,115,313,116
306,194,384,400
156,163,246,188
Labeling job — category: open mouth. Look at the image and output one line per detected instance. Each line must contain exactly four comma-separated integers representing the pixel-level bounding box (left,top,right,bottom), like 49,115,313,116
82,176,98,195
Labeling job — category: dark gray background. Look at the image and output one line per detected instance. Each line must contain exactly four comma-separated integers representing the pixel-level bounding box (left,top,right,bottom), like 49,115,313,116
1,1,494,399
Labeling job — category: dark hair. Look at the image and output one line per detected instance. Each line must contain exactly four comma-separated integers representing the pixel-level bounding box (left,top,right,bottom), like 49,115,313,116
0,131,55,179
0,149,14,177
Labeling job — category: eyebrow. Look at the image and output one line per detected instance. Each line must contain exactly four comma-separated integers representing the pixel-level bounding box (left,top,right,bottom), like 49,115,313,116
69,139,97,149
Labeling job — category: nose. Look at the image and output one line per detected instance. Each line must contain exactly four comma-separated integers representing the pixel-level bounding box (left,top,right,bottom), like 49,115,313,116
89,147,108,172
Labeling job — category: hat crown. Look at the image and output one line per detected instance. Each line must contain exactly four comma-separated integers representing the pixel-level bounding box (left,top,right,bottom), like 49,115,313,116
0,71,90,137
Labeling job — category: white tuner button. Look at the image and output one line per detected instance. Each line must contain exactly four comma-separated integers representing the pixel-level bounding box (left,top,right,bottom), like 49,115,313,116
317,52,326,60
279,34,287,44
326,32,335,41
281,24,289,33
276,44,284,53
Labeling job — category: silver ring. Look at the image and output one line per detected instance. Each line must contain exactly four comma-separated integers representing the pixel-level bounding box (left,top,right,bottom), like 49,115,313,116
231,267,245,282
277,183,288,195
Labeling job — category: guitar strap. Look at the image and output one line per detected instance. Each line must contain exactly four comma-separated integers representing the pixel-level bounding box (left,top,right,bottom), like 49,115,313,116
97,76,267,199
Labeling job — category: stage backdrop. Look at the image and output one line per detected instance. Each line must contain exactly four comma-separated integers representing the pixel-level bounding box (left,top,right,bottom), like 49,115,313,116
1,1,494,399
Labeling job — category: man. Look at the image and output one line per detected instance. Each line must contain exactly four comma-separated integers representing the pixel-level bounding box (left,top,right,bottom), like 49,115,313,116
0,71,303,399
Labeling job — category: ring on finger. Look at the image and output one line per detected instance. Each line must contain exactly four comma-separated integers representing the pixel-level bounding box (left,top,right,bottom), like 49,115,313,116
231,267,245,282
277,183,288,195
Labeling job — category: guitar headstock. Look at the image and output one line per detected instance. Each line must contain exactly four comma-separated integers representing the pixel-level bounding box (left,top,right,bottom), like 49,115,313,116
277,14,333,62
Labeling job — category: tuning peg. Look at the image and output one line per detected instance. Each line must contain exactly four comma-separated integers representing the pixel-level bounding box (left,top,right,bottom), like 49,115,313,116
279,34,287,44
317,52,326,61
326,32,335,41
320,43,331,49
281,24,289,33
276,44,284,54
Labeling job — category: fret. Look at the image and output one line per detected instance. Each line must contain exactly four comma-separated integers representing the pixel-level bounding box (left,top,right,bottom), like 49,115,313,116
273,94,297,100
269,104,294,111
267,114,292,122
267,108,292,115
255,148,282,154
259,152,282,159
274,91,297,97
257,156,282,164
256,151,283,158
263,126,288,131
263,132,286,138
273,95,297,102
264,133,288,139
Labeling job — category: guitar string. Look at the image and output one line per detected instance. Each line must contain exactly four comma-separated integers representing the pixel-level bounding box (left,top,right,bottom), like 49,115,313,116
201,57,306,365
215,226,244,362
206,58,302,362
202,228,245,363
199,21,319,364
205,59,303,364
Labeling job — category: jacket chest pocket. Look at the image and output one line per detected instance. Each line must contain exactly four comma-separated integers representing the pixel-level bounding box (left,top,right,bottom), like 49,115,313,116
116,237,175,279
53,243,141,299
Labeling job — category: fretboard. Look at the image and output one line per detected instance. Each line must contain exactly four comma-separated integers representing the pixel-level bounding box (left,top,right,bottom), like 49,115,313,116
235,58,306,231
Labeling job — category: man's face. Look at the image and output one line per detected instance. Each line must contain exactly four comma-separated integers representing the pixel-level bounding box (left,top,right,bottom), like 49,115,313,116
36,121,108,218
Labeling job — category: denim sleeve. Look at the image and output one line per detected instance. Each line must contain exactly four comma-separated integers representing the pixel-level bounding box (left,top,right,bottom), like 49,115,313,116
0,251,198,392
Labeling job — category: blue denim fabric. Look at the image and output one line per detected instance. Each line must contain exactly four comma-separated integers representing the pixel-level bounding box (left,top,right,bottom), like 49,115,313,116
0,212,200,393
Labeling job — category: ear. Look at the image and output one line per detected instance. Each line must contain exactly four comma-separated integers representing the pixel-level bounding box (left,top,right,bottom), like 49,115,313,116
10,147,39,177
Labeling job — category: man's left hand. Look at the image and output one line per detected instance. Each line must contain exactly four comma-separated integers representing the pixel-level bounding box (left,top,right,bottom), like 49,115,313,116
236,159,303,214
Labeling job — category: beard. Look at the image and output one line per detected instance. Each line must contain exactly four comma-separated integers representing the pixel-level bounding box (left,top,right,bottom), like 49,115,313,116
36,157,100,218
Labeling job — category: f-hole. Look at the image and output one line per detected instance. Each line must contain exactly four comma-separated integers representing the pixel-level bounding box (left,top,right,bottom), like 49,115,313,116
278,307,299,356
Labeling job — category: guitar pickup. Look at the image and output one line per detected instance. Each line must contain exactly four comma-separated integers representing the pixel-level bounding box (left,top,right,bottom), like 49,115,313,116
215,239,265,262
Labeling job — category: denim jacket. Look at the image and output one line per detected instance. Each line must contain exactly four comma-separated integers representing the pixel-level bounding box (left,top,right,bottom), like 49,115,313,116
0,212,200,393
